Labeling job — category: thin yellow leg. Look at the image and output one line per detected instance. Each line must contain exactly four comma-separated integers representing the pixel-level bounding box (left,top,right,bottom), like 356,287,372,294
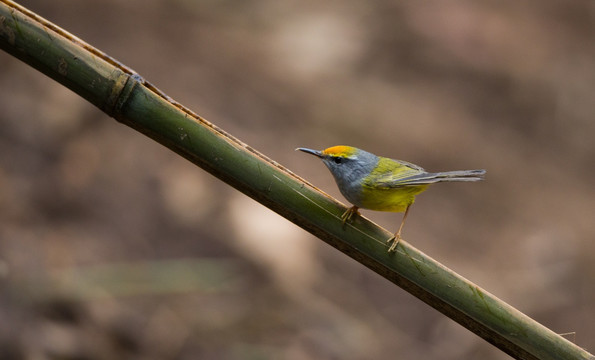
341,206,359,227
387,204,411,252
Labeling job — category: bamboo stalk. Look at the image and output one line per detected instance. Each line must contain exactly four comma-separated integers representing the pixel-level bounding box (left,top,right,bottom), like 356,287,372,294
0,1,592,359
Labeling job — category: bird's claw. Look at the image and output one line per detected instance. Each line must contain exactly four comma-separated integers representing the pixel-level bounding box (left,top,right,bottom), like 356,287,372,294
340,206,360,228
387,234,402,253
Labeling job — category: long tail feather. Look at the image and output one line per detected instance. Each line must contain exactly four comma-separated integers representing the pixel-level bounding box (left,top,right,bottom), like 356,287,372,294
398,169,486,185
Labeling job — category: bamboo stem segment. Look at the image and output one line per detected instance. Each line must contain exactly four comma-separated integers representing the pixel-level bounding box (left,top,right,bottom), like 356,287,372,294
0,1,592,359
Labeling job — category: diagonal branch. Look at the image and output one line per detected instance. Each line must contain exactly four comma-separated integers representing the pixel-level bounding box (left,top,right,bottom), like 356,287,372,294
0,1,592,359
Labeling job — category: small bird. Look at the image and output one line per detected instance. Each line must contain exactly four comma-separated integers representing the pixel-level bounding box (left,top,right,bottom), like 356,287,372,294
297,146,485,252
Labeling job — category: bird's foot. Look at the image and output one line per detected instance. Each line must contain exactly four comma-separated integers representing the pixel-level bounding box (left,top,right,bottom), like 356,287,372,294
387,234,402,253
340,206,360,228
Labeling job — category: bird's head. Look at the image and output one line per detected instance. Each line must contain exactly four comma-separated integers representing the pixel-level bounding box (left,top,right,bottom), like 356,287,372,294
296,146,378,187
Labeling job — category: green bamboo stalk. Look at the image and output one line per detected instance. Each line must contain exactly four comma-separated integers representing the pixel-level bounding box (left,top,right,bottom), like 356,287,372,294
0,1,592,359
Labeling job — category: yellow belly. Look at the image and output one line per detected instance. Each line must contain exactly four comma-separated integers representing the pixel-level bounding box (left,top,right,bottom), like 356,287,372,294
359,185,428,212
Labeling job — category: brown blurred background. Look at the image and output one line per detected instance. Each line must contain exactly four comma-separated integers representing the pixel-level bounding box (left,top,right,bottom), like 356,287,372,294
1,0,594,359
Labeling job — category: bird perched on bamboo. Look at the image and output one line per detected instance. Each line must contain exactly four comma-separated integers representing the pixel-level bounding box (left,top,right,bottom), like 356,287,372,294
297,146,485,252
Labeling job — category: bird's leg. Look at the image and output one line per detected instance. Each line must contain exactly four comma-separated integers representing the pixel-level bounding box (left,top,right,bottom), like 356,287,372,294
340,206,359,228
387,204,411,252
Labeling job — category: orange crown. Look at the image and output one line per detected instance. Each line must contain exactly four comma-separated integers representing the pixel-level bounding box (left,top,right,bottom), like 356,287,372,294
322,146,358,158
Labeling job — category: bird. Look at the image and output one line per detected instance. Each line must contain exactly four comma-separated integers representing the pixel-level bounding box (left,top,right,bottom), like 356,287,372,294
297,145,485,252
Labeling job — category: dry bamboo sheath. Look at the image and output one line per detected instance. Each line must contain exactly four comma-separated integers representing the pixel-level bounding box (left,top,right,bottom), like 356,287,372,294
0,1,592,359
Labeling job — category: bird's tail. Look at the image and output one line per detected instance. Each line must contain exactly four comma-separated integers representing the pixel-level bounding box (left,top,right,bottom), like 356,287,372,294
398,169,486,185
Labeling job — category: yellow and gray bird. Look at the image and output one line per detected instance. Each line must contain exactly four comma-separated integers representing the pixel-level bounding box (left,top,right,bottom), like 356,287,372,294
297,145,485,252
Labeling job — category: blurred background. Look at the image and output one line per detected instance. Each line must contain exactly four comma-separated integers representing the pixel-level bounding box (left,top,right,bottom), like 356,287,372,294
1,0,594,359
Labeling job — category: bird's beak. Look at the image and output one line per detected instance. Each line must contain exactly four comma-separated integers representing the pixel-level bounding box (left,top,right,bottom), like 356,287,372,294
296,147,323,158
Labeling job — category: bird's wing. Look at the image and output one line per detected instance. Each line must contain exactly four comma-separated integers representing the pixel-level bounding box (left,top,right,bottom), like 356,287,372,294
363,157,427,189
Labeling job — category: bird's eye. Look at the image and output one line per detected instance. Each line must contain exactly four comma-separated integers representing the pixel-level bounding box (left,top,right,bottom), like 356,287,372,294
333,157,343,164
